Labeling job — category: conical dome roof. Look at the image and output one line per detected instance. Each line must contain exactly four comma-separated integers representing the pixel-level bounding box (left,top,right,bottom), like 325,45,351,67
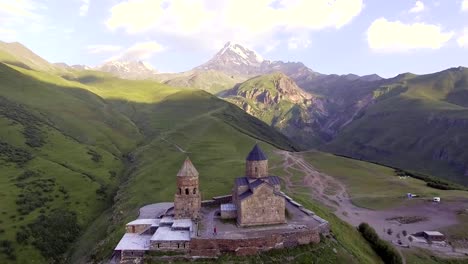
177,157,199,177
246,144,267,161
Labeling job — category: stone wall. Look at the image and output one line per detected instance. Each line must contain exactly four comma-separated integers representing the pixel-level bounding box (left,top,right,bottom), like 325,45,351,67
245,160,268,178
150,240,190,252
126,224,150,234
189,228,322,257
238,184,285,227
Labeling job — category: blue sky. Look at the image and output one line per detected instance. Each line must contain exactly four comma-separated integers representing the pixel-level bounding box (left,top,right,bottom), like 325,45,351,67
0,0,467,77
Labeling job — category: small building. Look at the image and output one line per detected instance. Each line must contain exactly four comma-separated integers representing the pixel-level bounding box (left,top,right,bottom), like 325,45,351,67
220,203,237,219
423,231,446,242
125,219,160,234
115,233,151,260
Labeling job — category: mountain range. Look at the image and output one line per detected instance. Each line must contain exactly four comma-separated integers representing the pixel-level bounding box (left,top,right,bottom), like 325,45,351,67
1,39,468,263
2,40,467,185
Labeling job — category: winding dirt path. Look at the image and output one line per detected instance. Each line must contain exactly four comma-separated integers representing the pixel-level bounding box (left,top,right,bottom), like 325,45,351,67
275,150,468,260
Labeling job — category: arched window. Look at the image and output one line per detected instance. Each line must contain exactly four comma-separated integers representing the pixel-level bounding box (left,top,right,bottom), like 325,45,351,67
255,167,258,174
179,188,182,195
185,188,189,195
193,188,196,194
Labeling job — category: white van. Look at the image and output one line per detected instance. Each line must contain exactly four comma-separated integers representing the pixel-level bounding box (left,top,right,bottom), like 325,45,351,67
433,197,441,203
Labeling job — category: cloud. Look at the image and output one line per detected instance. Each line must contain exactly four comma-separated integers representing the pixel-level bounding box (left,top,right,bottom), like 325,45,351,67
0,0,45,38
87,44,122,54
287,37,311,50
457,28,468,48
409,1,425,13
367,18,454,52
463,0,468,11
79,0,90,16
107,41,165,61
105,0,363,50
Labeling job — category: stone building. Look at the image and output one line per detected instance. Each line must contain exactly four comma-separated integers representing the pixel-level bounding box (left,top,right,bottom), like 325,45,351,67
231,144,286,227
174,158,201,220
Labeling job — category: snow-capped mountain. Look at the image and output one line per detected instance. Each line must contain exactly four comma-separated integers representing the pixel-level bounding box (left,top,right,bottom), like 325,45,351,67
96,60,158,80
194,41,320,80
194,42,266,75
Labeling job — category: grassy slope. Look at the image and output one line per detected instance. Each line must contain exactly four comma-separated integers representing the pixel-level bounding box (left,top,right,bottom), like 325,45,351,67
0,63,140,263
300,151,468,262
302,151,468,210
324,67,468,185
161,70,246,94
0,62,298,263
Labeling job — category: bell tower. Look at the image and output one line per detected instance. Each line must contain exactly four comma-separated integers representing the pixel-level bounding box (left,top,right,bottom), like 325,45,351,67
245,144,268,179
174,157,201,219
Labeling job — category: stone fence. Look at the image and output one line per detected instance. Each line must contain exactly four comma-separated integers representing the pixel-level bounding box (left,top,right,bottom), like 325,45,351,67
189,224,327,257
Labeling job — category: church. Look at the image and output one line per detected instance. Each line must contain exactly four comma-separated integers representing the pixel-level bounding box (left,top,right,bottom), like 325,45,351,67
230,144,286,226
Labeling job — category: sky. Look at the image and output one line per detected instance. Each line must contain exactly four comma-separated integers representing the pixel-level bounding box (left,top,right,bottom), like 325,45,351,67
0,0,467,77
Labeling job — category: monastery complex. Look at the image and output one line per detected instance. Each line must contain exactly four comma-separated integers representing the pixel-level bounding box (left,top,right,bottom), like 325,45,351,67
113,144,329,262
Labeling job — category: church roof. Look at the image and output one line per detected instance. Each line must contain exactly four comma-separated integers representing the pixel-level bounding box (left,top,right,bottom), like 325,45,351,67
177,157,199,177
239,190,253,200
267,176,281,185
249,179,267,190
235,177,249,186
246,144,267,161
234,176,280,188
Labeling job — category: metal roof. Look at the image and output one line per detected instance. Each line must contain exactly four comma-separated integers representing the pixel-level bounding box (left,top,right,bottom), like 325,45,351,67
267,176,281,185
177,157,199,177
423,231,444,236
221,203,237,211
172,219,193,230
126,219,160,227
239,190,253,200
150,226,190,241
246,144,268,161
115,233,152,251
249,179,267,189
235,177,249,186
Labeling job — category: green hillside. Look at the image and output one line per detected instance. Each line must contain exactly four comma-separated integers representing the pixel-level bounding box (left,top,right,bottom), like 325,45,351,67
160,70,246,94
324,67,468,185
0,60,297,263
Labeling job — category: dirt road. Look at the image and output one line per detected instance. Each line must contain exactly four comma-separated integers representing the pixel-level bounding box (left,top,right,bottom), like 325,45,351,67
276,150,468,258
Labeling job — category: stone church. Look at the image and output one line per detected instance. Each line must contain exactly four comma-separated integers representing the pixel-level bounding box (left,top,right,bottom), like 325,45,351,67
231,144,286,227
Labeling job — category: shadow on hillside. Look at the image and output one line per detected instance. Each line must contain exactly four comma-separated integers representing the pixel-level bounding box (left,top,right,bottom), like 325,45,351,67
0,62,298,152
2,60,35,71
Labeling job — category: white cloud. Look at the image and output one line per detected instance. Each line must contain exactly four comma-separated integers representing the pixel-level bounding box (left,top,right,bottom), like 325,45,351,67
105,0,363,50
457,28,468,48
287,37,311,50
0,0,45,39
462,0,468,11
87,44,122,54
367,18,454,52
108,41,165,61
79,0,90,16
409,1,425,13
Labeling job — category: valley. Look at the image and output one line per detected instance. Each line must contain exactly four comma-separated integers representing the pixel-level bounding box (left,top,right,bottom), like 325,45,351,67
0,39,467,264
271,150,468,259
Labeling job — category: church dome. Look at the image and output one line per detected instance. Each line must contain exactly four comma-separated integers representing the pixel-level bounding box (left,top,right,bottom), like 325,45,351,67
246,144,267,161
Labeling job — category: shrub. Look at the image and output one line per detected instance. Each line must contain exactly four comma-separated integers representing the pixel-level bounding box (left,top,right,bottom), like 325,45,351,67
358,223,403,264
29,209,81,262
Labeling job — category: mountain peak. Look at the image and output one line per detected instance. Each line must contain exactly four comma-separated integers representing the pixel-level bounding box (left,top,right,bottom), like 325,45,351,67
96,60,158,80
194,41,265,75
218,41,264,63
